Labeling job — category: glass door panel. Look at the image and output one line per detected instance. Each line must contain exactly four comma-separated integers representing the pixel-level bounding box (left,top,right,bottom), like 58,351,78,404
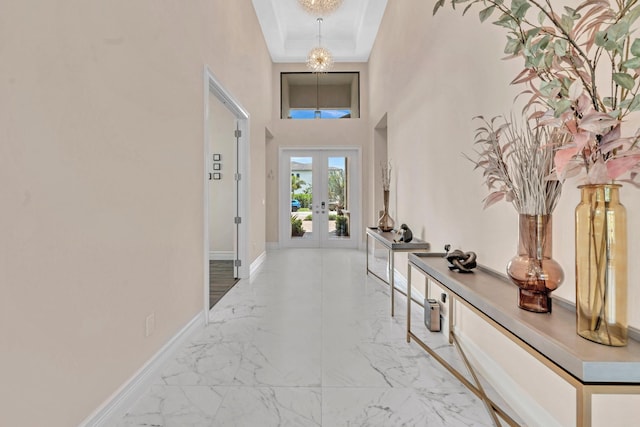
281,149,359,248
327,156,349,240
290,156,313,241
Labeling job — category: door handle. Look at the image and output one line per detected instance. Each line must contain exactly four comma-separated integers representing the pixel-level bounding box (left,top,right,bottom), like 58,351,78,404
321,201,326,209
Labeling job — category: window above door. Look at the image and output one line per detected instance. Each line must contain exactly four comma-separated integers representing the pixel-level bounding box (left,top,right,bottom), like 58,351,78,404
281,72,360,119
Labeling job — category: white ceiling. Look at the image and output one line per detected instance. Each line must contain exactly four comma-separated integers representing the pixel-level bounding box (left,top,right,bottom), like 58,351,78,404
251,0,388,63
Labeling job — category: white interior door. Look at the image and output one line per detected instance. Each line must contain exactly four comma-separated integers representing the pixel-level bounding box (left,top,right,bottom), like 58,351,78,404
280,148,360,248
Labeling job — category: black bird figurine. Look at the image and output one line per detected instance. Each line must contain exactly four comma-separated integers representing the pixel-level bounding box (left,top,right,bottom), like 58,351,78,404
397,223,413,243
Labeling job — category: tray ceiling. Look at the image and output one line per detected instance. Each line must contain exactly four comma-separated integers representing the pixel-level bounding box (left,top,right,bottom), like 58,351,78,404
251,0,388,63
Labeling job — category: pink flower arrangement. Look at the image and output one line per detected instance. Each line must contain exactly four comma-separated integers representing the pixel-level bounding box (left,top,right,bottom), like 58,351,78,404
436,0,640,185
543,86,640,184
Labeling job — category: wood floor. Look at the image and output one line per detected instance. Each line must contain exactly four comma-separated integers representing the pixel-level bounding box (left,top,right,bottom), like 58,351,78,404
209,260,239,309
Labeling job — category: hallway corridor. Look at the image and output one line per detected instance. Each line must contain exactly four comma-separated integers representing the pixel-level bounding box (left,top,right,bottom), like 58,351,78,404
115,249,492,426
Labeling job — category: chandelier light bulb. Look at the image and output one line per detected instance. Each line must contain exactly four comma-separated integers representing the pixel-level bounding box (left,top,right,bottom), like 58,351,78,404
306,46,334,72
298,0,343,16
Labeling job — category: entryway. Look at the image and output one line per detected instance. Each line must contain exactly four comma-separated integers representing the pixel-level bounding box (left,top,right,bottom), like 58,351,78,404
280,148,360,248
204,67,249,316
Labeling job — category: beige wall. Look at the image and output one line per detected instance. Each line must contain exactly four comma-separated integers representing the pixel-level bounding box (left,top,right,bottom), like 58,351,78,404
208,93,236,255
369,1,640,425
266,63,370,245
207,4,270,264
0,1,270,426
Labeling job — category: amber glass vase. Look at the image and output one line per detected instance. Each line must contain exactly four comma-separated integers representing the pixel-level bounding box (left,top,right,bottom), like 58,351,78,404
507,214,564,313
575,184,628,346
377,190,395,232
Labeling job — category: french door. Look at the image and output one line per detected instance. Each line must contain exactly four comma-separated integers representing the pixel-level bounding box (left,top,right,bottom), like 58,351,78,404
280,148,360,248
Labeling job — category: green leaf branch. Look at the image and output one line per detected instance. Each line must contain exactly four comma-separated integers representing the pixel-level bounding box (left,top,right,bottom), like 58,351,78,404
435,0,640,184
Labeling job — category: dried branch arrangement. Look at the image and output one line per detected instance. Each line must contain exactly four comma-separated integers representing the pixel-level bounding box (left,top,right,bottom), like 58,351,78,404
381,161,392,191
469,115,571,214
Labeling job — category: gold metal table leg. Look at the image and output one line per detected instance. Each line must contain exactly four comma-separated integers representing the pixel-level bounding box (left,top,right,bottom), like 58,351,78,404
390,248,395,316
407,266,412,343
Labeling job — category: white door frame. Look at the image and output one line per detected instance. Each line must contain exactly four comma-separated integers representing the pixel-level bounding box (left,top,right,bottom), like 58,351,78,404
203,66,250,323
279,147,361,248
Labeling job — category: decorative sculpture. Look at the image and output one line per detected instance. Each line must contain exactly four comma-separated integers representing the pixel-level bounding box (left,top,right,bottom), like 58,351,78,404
444,244,477,273
394,223,413,243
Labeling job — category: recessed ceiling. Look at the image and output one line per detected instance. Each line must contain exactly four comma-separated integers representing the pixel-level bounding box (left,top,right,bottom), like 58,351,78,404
252,0,388,63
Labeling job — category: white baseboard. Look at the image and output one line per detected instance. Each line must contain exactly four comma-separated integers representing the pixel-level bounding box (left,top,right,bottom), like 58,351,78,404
372,248,387,258
266,242,279,251
209,251,235,261
456,331,562,427
250,251,267,276
371,264,426,303
79,311,204,427
393,269,427,302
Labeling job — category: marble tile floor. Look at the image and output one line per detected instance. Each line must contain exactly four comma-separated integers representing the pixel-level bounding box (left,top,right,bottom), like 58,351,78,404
115,248,495,427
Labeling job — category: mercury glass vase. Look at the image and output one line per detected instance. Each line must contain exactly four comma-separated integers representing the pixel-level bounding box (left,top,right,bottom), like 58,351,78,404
377,190,395,232
575,184,628,346
507,214,564,313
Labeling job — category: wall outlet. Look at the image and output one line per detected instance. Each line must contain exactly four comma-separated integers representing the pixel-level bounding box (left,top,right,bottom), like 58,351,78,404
145,313,155,337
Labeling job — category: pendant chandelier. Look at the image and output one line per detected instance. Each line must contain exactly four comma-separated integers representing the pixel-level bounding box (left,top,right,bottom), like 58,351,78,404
306,18,333,72
298,0,343,16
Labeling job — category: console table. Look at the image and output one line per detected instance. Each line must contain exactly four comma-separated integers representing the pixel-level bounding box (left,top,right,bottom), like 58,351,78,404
407,252,640,427
365,227,430,316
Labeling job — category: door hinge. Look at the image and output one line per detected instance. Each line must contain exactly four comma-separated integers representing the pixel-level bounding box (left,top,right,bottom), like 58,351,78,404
234,173,241,181
234,217,242,224
234,259,242,267
234,129,242,138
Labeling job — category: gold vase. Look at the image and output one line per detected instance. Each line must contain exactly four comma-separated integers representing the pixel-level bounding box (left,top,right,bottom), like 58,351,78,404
377,190,395,232
575,184,628,346
507,214,564,313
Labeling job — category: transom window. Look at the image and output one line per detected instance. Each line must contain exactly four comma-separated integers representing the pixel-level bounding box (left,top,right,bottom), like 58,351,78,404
281,72,360,120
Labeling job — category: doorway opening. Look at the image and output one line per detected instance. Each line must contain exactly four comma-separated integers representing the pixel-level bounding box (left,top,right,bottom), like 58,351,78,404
204,67,250,320
280,148,360,248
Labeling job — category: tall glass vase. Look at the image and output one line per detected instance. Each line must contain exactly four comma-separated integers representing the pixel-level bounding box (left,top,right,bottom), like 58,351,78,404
377,190,395,232
576,184,628,346
507,214,564,313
